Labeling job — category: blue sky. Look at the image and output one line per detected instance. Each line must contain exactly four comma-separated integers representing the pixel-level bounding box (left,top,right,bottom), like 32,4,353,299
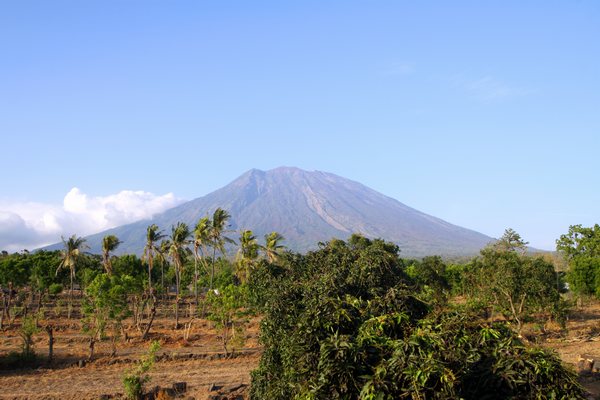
0,1,598,251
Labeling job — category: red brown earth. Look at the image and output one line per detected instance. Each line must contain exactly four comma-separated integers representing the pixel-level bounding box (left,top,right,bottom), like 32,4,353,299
3,300,600,399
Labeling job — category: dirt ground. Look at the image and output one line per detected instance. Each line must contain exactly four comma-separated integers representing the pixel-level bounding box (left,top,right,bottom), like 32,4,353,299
0,307,261,400
4,301,600,399
541,301,600,399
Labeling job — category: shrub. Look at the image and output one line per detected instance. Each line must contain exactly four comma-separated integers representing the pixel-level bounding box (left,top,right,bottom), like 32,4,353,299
122,341,160,400
249,238,585,399
48,283,63,295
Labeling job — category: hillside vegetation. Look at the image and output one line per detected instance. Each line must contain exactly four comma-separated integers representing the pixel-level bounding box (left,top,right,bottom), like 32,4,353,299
2,216,599,399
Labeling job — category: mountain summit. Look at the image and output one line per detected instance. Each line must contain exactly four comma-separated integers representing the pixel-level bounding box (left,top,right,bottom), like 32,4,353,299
57,167,493,257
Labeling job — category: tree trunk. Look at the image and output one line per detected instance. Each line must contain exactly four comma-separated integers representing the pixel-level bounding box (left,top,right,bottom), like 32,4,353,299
175,298,180,330
68,271,73,320
175,269,180,330
141,301,156,340
45,325,54,363
88,336,96,361
210,247,217,290
110,335,117,358
161,263,166,301
194,257,199,306
148,250,153,291
36,290,43,313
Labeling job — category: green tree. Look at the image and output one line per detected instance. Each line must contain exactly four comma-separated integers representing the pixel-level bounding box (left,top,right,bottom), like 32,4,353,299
410,255,450,308
249,237,584,399
56,235,88,319
557,224,600,298
467,232,562,334
142,224,165,292
206,284,248,356
122,340,160,400
493,227,529,253
261,231,285,263
235,229,259,283
193,217,211,304
208,208,234,289
101,235,122,275
157,239,171,296
168,222,191,329
82,273,132,359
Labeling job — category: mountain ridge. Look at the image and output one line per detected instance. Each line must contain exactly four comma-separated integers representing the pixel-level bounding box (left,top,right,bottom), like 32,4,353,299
43,167,494,258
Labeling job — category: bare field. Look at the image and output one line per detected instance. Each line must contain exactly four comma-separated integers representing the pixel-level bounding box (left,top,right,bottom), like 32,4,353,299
4,302,600,399
0,311,261,399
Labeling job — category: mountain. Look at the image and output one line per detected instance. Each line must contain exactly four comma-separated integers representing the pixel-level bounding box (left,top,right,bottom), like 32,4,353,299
45,167,494,258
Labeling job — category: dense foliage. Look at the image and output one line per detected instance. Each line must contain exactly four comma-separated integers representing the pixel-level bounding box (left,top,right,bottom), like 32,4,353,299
557,224,600,298
249,235,584,399
464,237,565,333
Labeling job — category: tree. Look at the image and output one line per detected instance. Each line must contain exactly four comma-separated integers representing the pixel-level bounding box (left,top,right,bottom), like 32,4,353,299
557,224,600,298
193,217,211,304
157,239,171,296
467,231,562,334
56,235,88,319
208,208,234,289
142,224,165,292
122,341,160,400
206,284,248,356
249,238,584,399
235,230,259,283
82,273,132,360
493,228,529,253
556,224,600,259
261,231,285,263
409,255,450,308
101,235,122,275
168,222,191,329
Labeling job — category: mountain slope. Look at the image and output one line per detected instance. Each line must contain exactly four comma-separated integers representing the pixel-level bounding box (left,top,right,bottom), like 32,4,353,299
47,167,494,257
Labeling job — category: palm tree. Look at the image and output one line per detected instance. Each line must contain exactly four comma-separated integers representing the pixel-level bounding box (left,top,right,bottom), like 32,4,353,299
208,208,235,289
101,235,121,275
56,235,88,319
236,229,259,283
168,222,191,329
158,239,171,297
142,224,166,292
193,217,211,305
262,231,286,263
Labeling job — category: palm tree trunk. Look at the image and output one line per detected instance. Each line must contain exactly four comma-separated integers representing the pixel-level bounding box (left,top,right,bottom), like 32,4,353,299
161,262,165,300
211,246,217,290
175,268,180,329
68,270,74,319
194,256,199,306
148,250,153,291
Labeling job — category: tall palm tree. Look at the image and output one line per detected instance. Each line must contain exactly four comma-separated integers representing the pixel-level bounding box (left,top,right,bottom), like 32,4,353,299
101,234,121,275
56,235,88,319
236,229,259,283
208,208,235,289
262,231,286,263
142,224,166,291
193,217,211,304
158,239,171,297
168,222,191,329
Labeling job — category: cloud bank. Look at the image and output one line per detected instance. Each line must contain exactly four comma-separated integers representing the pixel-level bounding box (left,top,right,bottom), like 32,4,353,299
0,188,185,252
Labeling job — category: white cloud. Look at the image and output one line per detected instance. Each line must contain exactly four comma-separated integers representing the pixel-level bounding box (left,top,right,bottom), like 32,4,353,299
0,188,185,252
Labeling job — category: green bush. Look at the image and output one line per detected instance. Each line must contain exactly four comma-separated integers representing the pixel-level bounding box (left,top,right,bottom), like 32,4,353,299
249,237,585,400
48,283,63,295
122,341,160,399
